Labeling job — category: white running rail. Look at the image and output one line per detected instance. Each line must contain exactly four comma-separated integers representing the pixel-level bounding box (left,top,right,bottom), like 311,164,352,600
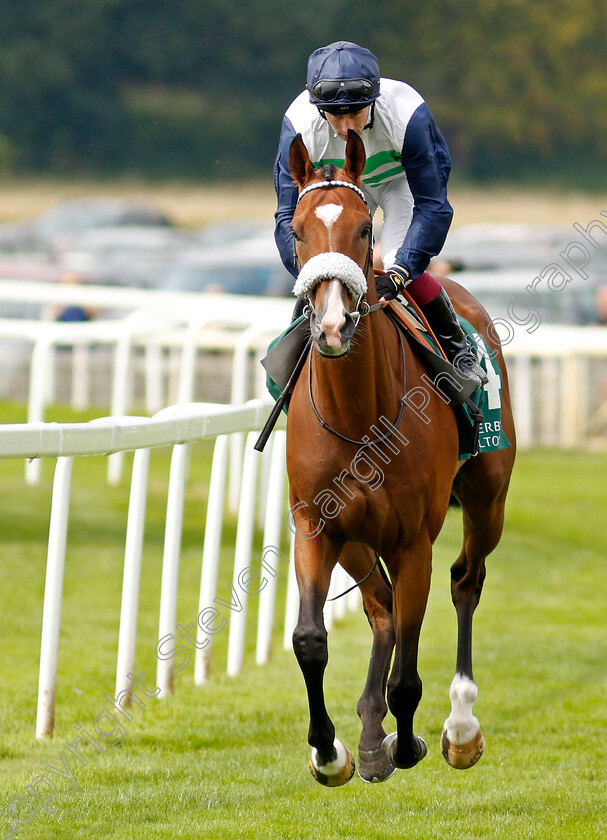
0,402,358,740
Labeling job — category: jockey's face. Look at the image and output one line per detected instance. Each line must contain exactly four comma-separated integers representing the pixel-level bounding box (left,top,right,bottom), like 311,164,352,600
323,106,371,141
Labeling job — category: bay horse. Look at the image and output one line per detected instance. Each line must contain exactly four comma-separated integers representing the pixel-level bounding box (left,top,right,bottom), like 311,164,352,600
285,130,516,785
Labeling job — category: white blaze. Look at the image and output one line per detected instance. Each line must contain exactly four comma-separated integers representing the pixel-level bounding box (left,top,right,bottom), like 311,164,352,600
320,279,346,349
315,204,343,249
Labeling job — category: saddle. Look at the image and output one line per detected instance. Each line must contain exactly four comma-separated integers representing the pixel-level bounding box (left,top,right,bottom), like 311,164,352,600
260,296,510,460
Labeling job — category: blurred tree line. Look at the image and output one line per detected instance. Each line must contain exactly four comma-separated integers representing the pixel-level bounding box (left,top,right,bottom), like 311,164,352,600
0,0,605,186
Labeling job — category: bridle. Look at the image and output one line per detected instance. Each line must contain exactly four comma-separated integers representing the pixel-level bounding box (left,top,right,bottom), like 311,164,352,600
295,177,409,448
296,178,368,206
295,178,380,323
290,176,402,600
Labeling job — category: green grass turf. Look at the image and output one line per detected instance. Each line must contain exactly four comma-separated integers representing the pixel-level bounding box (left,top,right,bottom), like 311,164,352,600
0,402,605,839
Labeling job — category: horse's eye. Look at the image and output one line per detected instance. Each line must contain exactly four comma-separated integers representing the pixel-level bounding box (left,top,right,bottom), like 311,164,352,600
361,225,372,239
290,226,302,242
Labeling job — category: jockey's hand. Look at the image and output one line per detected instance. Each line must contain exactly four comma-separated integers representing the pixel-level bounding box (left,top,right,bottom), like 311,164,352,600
375,264,410,301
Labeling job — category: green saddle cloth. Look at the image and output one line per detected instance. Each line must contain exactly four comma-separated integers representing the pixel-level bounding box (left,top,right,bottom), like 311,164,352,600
429,316,511,460
261,311,510,461
262,315,309,408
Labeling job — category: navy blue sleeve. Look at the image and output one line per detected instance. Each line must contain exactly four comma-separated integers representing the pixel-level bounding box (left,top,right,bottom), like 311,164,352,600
274,115,299,279
394,102,453,279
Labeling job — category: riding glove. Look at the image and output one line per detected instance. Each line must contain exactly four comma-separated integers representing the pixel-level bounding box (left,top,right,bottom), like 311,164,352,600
375,264,410,300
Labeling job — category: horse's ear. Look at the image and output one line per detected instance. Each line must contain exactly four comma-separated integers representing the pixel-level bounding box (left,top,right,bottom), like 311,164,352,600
343,129,366,183
289,133,316,188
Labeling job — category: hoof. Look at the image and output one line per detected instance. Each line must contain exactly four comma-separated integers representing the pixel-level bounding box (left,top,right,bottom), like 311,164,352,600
382,731,427,770
309,738,355,787
357,746,397,783
441,728,485,769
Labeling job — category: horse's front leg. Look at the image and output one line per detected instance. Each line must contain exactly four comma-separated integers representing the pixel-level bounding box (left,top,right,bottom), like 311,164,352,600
382,536,432,770
339,544,396,782
291,527,355,787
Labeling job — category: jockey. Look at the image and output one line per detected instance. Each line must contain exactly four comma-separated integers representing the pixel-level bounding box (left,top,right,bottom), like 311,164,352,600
274,40,487,388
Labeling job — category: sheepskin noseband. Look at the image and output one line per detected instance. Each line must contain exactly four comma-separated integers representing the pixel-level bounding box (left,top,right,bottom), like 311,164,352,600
293,252,367,299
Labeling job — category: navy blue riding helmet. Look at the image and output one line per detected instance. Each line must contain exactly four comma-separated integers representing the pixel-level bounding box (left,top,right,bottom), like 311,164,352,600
306,41,381,115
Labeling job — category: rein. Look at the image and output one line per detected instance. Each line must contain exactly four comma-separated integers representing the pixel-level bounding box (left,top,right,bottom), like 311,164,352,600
307,314,408,447
326,552,384,602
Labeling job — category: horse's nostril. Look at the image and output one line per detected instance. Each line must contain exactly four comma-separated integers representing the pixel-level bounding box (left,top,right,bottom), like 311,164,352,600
341,312,356,336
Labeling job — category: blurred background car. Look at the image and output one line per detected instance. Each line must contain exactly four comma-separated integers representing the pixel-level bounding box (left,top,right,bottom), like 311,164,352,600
435,223,607,326
436,223,572,271
4,204,606,323
0,229,62,317
0,197,175,257
59,226,199,288
0,197,182,315
155,230,294,297
196,220,275,247
444,268,602,327
33,197,174,252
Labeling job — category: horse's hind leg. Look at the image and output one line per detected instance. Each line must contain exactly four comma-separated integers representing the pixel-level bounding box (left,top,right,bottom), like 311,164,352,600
291,526,355,786
338,544,396,782
443,450,514,768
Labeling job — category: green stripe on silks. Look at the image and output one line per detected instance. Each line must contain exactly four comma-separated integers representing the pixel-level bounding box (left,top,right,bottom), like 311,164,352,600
312,150,403,186
260,310,510,460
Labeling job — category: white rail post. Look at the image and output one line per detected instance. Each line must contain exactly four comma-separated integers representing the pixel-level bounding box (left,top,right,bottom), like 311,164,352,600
176,314,215,405
347,578,362,611
156,443,190,697
168,347,182,405
228,324,273,513
254,346,267,399
513,354,533,449
144,342,164,414
108,328,133,485
26,333,53,485
226,432,261,677
333,566,351,621
256,431,287,665
115,447,151,699
539,357,559,446
195,435,230,685
71,343,90,411
36,456,74,739
324,571,337,631
45,343,57,405
176,320,200,405
560,354,586,447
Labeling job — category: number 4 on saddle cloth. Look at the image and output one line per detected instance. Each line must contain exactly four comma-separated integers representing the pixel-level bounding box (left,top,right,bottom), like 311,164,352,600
261,298,511,461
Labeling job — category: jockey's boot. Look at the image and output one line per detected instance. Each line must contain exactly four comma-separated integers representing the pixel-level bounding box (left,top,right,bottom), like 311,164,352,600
419,288,488,389
291,296,306,323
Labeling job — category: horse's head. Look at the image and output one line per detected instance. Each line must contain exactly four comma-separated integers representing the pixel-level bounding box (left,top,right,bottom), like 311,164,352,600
289,130,373,357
